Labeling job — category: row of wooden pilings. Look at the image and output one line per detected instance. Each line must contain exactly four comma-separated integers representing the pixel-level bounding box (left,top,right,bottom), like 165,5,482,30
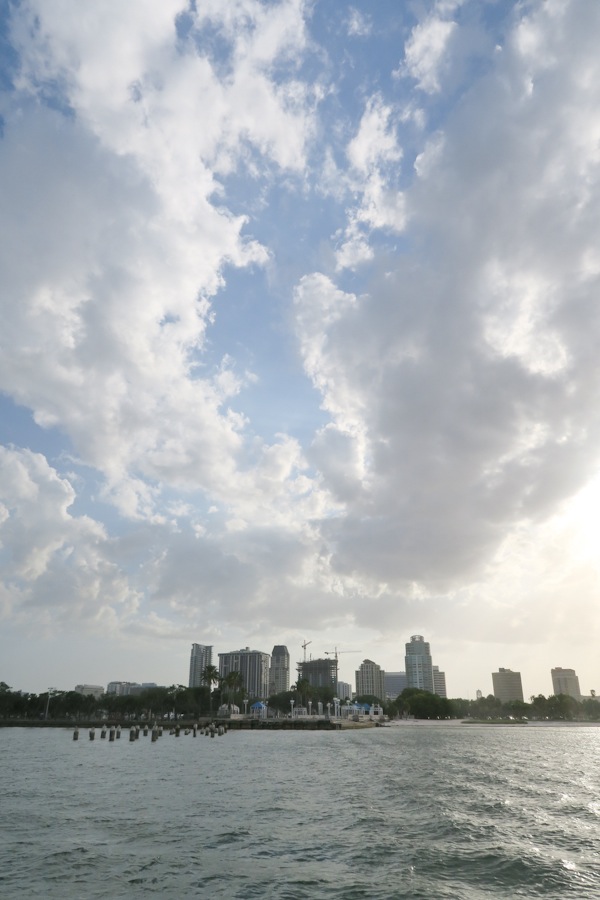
73,722,228,741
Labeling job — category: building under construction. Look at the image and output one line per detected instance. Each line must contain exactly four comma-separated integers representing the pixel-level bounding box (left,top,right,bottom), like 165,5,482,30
297,657,338,690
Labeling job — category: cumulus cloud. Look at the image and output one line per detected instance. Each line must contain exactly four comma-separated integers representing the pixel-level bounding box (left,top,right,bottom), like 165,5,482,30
402,14,457,94
3,0,600,695
295,0,600,612
0,446,138,628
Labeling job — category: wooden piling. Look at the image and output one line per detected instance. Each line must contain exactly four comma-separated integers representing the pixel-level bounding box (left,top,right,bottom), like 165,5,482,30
73,727,79,741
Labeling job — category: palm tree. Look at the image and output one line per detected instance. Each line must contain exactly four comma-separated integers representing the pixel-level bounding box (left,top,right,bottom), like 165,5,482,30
223,670,244,708
201,665,220,714
294,678,312,709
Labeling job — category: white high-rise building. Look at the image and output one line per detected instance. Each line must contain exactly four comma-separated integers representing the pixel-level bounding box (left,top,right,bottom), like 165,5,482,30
336,681,352,700
269,645,290,695
355,659,386,701
405,635,434,693
433,666,447,698
219,648,270,699
189,644,213,688
551,667,581,701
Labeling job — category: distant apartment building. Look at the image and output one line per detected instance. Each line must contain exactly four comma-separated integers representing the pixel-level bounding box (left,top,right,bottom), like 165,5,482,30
189,643,214,688
336,681,352,700
384,672,407,700
405,635,434,693
106,681,158,696
551,667,581,701
492,668,524,703
74,684,104,699
297,658,338,690
269,645,290,695
433,666,447,699
355,659,386,701
129,683,158,696
107,681,138,696
219,648,270,699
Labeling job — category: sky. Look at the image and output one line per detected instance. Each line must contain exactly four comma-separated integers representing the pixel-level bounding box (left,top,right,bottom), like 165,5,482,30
1,0,600,700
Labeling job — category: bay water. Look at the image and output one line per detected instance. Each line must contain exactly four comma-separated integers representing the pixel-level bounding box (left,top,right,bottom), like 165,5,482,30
2,722,600,898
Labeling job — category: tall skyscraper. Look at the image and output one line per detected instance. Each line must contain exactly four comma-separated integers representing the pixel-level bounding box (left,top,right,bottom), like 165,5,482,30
405,635,434,693
188,643,213,688
355,659,386,701
492,668,524,703
218,648,271,699
269,645,290,695
551,667,581,701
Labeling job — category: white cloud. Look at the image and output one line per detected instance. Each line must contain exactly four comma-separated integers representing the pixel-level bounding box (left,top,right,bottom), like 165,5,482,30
3,1,600,696
0,446,138,626
0,0,320,521
335,96,405,270
346,8,372,38
402,15,457,94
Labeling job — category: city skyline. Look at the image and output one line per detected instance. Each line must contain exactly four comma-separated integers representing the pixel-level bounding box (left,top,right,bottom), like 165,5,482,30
2,2,600,701
8,632,591,705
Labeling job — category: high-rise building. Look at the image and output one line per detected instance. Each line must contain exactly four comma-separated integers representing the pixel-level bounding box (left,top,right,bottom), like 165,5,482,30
405,635,434,693
433,666,447,698
551,667,581,701
219,648,270,699
269,645,290,695
189,643,214,688
492,668,524,703
384,672,407,699
297,658,338,690
355,659,386,701
336,681,352,700
107,681,138,695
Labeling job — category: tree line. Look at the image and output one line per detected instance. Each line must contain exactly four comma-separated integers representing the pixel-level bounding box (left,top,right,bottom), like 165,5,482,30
1,677,598,722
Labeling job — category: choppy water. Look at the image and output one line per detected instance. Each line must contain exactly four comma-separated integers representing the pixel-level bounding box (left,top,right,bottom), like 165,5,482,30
2,723,600,898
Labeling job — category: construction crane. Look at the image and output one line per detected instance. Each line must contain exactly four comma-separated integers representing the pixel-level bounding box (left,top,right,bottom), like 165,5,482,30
301,639,312,662
324,647,361,661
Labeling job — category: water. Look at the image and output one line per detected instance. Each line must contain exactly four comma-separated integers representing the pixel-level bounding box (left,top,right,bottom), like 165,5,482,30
2,723,600,898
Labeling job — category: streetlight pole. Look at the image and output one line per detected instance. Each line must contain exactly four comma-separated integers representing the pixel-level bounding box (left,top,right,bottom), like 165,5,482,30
45,687,56,720
290,699,295,719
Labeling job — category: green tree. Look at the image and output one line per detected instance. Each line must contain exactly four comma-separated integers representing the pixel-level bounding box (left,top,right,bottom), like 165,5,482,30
201,666,220,714
400,689,452,719
293,678,312,708
222,670,244,708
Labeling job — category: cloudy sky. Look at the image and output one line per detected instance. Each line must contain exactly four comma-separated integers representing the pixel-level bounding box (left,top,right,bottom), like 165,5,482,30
1,0,599,699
